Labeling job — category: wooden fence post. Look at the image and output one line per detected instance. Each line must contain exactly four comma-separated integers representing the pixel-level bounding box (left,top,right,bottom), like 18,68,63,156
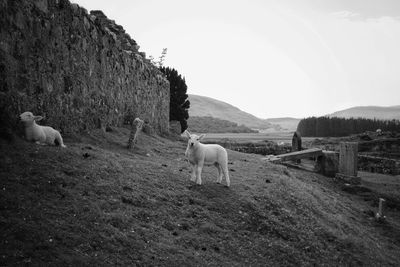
127,118,144,149
375,198,386,222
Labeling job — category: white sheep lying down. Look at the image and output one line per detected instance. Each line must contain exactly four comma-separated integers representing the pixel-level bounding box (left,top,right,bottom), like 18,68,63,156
184,130,230,187
20,111,66,148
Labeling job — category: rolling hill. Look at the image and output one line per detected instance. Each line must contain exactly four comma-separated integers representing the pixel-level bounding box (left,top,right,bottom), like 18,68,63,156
329,106,400,120
188,94,300,131
188,95,400,132
188,94,277,130
187,116,257,133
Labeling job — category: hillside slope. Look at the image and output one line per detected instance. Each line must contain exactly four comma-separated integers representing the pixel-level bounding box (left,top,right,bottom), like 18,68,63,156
187,116,257,133
329,106,400,120
1,129,400,266
188,94,275,130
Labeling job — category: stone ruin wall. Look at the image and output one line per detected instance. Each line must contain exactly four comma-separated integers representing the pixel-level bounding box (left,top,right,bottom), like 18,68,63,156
0,0,170,135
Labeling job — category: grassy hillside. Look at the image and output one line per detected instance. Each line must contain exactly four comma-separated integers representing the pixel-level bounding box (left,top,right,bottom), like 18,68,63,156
188,94,276,130
329,106,400,120
187,116,258,133
1,128,400,265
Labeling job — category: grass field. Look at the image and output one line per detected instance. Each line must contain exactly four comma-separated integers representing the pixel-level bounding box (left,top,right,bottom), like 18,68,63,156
1,128,400,265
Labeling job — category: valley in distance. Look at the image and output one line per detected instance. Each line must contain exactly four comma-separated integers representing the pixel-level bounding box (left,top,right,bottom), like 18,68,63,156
188,94,400,144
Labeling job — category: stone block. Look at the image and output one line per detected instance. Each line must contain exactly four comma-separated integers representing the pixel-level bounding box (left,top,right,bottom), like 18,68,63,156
291,131,302,152
336,142,360,184
339,142,358,177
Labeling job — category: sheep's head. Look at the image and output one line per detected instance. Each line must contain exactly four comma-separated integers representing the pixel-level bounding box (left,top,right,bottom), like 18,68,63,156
20,112,44,124
184,130,205,154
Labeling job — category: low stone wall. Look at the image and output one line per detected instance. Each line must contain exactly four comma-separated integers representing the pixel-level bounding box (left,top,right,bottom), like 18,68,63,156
0,0,169,135
358,155,400,175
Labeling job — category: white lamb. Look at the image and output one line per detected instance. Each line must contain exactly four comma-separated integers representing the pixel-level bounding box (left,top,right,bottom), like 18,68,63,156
20,111,66,148
184,130,230,187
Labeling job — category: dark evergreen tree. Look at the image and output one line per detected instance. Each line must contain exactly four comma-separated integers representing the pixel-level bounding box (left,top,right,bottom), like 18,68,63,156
159,67,190,132
297,116,400,137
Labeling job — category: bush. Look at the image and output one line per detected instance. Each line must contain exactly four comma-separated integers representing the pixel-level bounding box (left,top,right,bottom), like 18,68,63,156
159,67,190,133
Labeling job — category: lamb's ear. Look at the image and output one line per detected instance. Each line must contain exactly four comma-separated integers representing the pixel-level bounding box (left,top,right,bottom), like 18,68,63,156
34,116,44,121
198,134,206,140
184,130,191,138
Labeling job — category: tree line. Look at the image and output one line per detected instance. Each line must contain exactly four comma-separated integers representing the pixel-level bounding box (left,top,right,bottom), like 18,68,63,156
297,116,400,137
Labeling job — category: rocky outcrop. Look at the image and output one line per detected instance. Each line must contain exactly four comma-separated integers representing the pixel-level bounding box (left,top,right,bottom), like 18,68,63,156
0,0,169,135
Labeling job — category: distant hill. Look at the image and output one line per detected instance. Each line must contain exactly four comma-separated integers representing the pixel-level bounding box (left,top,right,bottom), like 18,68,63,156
329,106,400,120
265,117,300,132
188,95,400,132
188,94,276,130
187,116,258,133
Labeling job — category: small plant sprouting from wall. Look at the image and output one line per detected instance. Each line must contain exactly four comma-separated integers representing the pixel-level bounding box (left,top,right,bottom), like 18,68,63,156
149,48,168,68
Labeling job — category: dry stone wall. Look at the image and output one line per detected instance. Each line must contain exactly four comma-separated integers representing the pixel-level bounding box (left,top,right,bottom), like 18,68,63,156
0,0,170,135
358,155,400,175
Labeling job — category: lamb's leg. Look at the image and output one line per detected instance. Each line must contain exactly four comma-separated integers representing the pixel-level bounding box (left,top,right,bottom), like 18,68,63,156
214,163,222,183
190,163,196,182
196,162,203,185
55,131,66,148
222,164,230,187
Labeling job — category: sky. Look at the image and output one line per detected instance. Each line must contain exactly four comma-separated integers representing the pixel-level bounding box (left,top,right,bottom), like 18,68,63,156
73,0,400,119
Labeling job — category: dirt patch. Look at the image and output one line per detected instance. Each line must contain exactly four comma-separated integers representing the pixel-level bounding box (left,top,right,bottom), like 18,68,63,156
1,128,400,266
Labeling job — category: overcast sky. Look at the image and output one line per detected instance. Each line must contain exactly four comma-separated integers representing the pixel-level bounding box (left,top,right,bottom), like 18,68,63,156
74,0,400,118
